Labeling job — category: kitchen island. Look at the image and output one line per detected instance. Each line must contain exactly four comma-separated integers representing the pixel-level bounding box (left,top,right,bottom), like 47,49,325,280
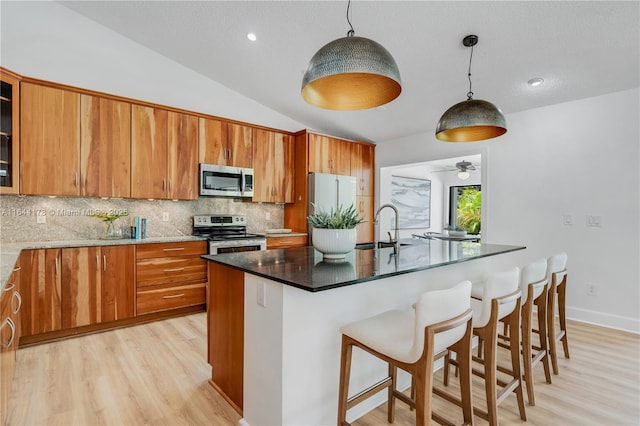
203,240,525,426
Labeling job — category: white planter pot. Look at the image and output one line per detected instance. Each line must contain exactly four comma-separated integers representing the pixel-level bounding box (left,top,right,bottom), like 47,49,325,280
312,228,356,260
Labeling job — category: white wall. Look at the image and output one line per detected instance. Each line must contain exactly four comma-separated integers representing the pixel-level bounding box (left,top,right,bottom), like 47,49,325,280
377,88,640,333
0,1,304,132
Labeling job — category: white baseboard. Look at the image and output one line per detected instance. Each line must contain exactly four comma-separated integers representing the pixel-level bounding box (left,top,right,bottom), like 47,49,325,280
566,306,640,334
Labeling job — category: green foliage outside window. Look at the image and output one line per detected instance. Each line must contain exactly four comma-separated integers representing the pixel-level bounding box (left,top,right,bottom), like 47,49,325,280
457,188,481,234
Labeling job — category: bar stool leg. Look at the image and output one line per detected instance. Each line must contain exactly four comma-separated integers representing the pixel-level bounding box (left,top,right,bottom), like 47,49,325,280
506,310,527,420
536,290,552,384
388,364,397,422
521,300,535,406
480,328,499,426
337,335,353,426
558,280,570,358
547,284,560,375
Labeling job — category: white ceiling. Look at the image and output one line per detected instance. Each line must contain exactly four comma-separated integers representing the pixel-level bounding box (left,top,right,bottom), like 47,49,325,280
58,1,639,144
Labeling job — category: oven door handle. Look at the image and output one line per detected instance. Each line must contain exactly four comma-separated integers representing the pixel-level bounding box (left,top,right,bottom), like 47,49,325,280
241,170,246,194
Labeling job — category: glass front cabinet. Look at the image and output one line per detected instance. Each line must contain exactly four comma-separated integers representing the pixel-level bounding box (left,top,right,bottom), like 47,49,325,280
0,68,20,194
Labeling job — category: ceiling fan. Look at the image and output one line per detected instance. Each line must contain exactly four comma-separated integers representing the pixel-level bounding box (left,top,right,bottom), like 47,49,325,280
431,160,477,180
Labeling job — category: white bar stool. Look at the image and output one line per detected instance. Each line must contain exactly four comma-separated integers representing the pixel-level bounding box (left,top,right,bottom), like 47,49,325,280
445,267,526,426
337,281,474,426
500,259,552,406
546,252,569,374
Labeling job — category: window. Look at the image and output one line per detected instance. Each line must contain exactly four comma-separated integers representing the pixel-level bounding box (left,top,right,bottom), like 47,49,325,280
449,185,481,234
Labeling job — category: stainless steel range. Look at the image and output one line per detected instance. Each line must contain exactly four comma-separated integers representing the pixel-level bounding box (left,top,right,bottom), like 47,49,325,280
193,214,266,255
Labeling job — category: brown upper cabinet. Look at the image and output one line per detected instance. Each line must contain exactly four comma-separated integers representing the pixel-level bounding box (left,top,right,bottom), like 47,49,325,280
131,106,198,200
0,68,21,194
80,95,131,198
21,83,80,196
199,117,252,168
350,143,374,196
308,133,351,176
252,129,294,203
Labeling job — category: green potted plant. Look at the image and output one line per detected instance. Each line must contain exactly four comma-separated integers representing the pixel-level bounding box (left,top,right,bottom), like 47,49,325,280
91,210,129,239
308,204,364,260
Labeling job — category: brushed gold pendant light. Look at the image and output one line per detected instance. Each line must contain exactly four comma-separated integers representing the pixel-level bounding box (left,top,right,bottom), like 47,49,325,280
301,0,401,110
436,35,507,142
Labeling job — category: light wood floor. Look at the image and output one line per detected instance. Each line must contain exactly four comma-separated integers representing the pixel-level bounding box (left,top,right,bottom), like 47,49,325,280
6,314,639,425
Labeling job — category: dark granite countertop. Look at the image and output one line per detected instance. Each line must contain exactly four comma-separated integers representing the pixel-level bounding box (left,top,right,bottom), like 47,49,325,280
202,239,525,292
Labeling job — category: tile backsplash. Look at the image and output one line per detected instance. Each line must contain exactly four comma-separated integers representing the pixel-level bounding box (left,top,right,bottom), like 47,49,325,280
0,195,284,243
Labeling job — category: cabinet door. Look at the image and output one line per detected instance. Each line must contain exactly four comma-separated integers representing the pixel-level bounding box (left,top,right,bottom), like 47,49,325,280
61,246,101,328
0,69,20,194
199,117,227,165
19,249,62,336
80,95,131,198
131,105,168,199
356,196,374,243
227,123,252,168
252,129,294,203
21,83,80,196
167,112,199,200
308,134,351,175
101,245,135,322
350,143,374,196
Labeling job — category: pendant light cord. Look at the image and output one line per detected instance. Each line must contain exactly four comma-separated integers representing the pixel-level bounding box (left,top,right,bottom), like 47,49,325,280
467,44,474,100
346,0,355,37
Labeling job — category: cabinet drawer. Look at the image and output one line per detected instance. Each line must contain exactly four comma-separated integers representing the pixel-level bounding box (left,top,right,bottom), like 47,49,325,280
136,257,206,287
266,235,308,249
136,282,205,315
136,241,206,259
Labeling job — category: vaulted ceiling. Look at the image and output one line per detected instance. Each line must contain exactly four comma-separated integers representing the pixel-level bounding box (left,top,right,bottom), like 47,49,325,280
59,1,639,143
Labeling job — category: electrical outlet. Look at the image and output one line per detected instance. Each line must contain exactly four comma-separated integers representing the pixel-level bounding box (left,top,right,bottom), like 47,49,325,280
36,214,46,224
162,212,169,222
257,282,266,307
265,212,271,221
562,214,573,226
586,282,598,296
586,215,602,227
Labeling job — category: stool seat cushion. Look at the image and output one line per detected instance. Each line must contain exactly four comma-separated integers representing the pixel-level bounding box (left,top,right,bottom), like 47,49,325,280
341,281,472,364
520,258,548,303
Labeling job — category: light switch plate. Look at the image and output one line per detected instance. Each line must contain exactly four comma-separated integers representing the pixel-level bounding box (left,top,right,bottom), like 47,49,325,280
586,215,602,227
162,212,169,222
562,214,573,225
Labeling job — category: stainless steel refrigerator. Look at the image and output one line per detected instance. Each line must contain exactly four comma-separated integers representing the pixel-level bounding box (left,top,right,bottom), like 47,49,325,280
308,172,357,244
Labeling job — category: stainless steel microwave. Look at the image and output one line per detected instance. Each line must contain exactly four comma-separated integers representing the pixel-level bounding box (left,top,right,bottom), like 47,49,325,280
199,164,254,198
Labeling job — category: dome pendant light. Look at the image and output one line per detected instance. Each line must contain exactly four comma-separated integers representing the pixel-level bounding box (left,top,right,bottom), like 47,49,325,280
436,35,507,142
301,0,401,110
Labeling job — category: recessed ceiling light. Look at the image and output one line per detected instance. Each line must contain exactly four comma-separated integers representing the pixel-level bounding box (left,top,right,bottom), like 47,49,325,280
247,33,257,42
527,77,544,87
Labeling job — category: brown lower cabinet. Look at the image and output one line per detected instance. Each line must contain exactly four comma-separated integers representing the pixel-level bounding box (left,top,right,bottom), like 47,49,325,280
17,241,205,346
1,261,21,426
207,262,244,414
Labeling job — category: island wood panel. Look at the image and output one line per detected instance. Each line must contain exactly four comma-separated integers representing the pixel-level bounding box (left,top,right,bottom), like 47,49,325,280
199,117,227,165
308,133,351,176
136,241,207,259
61,246,101,328
18,249,62,336
0,68,21,195
136,257,206,288
136,282,205,315
100,245,135,322
131,105,168,199
226,123,253,168
350,142,375,196
20,83,80,196
80,95,131,198
252,129,294,203
167,111,199,200
0,258,21,426
207,262,244,414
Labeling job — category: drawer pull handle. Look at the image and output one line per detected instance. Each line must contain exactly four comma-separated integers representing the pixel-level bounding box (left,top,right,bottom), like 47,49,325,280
2,318,15,348
13,266,21,272
163,268,185,273
13,291,22,314
2,282,15,293
163,248,185,251
163,293,185,299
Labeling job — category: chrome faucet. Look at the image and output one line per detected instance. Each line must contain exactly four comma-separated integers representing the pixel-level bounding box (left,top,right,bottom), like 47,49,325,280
374,204,400,255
